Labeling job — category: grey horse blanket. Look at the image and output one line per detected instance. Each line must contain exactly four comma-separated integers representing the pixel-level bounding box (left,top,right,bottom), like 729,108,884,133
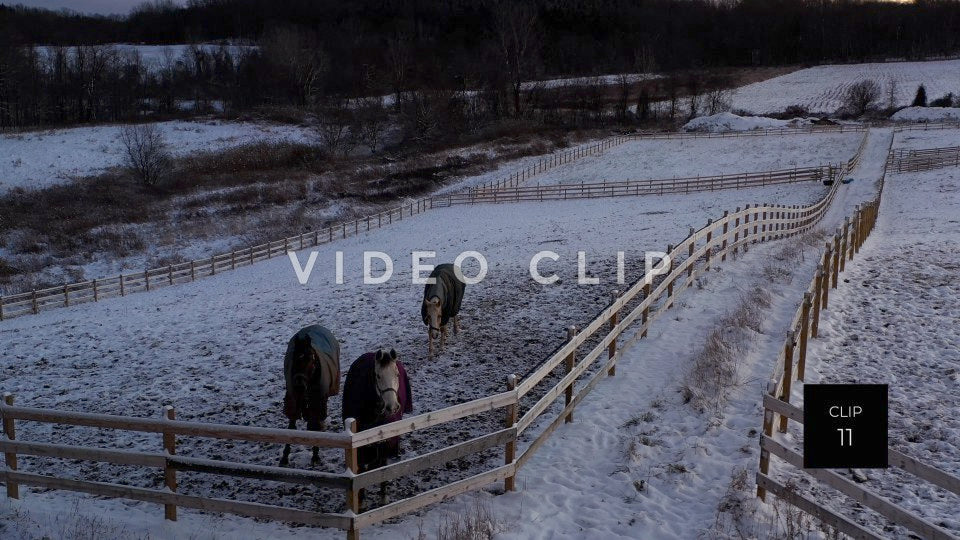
283,325,340,424
421,263,466,327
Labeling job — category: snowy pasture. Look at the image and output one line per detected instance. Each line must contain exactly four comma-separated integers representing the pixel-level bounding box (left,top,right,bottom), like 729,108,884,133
777,164,960,536
0,179,828,526
505,132,860,187
0,119,314,193
730,58,960,114
893,126,960,150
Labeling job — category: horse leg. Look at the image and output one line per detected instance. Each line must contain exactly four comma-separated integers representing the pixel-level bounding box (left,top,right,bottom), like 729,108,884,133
308,415,325,465
441,324,447,349
453,314,460,335
380,480,388,505
280,418,296,466
428,332,433,357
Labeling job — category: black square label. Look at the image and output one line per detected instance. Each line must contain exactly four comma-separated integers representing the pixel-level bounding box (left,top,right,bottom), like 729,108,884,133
803,384,888,469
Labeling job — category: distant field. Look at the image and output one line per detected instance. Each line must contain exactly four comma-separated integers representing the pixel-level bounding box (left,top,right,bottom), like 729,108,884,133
730,59,960,114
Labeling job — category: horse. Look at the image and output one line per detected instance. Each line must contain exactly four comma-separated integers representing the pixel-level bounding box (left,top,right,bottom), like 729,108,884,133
421,263,466,355
280,325,341,466
342,349,413,501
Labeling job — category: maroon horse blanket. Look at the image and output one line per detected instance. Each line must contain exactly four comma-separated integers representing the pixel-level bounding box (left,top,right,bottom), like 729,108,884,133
342,353,413,470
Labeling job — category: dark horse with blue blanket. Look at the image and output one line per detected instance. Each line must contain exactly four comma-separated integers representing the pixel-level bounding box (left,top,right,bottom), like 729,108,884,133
343,349,413,473
280,325,340,466
422,263,466,356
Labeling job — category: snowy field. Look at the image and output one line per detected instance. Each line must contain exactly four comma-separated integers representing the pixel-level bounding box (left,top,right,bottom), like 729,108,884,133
730,58,960,114
894,126,960,150
0,178,828,527
0,119,314,193
777,164,960,536
508,132,860,187
0,129,896,540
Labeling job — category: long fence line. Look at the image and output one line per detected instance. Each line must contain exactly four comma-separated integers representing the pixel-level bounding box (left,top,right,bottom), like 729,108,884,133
0,134,868,538
756,135,960,539
0,126,867,322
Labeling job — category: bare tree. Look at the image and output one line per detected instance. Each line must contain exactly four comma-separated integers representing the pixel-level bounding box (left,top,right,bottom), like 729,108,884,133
353,97,388,153
262,26,328,107
385,32,413,112
119,123,171,186
886,78,899,110
316,99,354,156
490,0,542,117
616,74,632,123
844,79,880,116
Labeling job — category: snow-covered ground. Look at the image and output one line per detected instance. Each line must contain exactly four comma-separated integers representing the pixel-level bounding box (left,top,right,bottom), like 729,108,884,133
682,112,816,133
0,172,829,537
730,59,960,114
894,127,960,150
891,106,960,123
0,119,314,193
511,132,860,187
775,161,960,537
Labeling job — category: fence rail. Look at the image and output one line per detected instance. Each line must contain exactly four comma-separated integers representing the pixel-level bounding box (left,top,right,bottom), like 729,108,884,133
886,145,960,172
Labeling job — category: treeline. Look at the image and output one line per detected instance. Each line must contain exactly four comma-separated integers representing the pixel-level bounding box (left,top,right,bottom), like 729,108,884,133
3,0,960,132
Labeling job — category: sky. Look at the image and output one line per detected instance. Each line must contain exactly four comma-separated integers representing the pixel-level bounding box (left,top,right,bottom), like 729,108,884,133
1,0,183,15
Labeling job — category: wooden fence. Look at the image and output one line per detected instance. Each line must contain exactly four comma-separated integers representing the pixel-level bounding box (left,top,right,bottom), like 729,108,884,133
0,125,868,322
436,165,836,206
2,150,858,536
757,136,960,539
886,145,960,172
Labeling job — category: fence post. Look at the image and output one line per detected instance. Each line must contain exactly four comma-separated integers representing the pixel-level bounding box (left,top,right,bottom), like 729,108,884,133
779,331,795,433
811,267,823,338
831,233,840,288
733,207,741,256
687,227,695,278
641,281,651,338
608,290,620,376
3,393,18,499
705,219,713,271
231,251,236,270
145,270,150,291
168,265,173,286
162,405,177,521
344,418,360,515
211,256,217,276
854,206,863,253
721,211,729,261
31,290,38,314
64,285,70,307
743,204,750,252
0,296,4,321
798,293,812,381
190,261,196,281
840,219,849,272
119,275,125,297
756,379,777,501
504,374,518,490
850,207,860,258
821,245,832,310
564,326,578,423
665,244,675,303
93,280,98,302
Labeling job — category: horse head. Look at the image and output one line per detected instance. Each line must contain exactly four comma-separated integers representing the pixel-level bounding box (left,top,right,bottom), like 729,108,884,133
423,297,442,340
290,334,318,393
374,349,401,417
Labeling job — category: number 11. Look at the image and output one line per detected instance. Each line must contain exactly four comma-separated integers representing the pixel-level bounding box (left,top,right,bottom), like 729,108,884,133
837,428,853,446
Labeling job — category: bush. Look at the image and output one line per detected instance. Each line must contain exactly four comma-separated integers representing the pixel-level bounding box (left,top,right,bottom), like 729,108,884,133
844,80,881,116
930,93,954,107
119,124,172,186
912,84,927,107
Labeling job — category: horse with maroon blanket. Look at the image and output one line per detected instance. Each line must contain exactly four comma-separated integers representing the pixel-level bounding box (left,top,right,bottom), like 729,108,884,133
280,325,340,466
343,349,413,477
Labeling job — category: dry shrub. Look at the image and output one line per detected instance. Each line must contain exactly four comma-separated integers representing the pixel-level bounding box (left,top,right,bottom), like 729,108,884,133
417,499,504,540
683,287,771,414
177,141,322,178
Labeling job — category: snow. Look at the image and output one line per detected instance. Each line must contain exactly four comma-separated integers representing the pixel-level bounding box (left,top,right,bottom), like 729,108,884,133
0,120,314,193
0,127,945,540
893,126,960,150
891,106,960,123
730,58,960,114
682,112,809,133
775,159,960,537
516,132,860,187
